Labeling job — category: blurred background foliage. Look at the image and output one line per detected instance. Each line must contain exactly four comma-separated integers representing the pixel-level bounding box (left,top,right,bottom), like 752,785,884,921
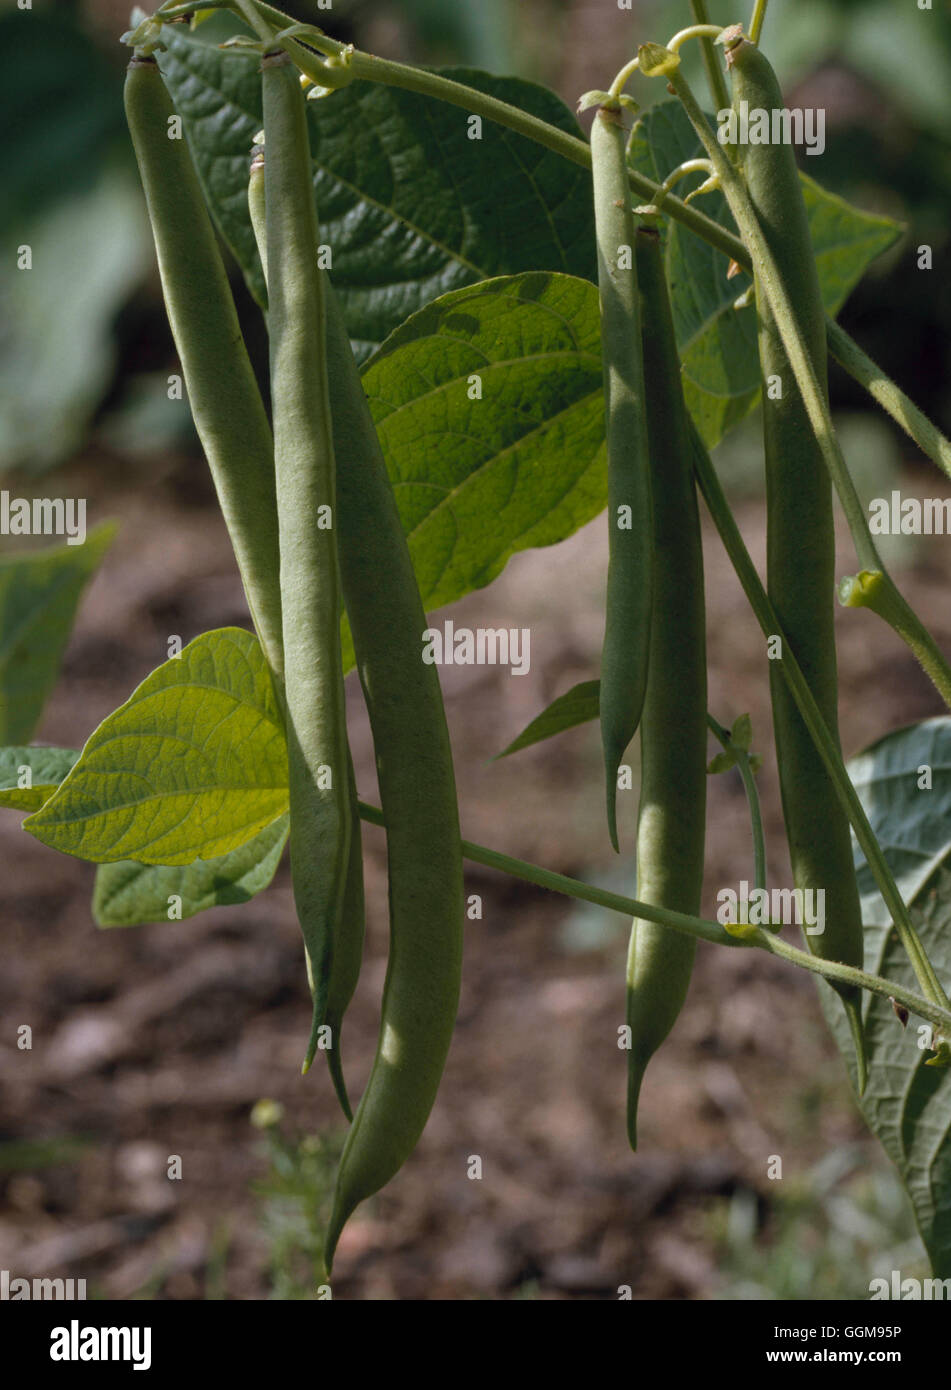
2,0,950,476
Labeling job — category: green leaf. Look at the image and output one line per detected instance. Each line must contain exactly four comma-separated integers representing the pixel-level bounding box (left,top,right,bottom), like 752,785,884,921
820,717,951,1276
158,28,596,358
0,523,116,744
0,746,79,811
24,628,288,865
358,271,605,619
706,750,736,775
628,100,901,449
93,814,289,927
496,679,600,758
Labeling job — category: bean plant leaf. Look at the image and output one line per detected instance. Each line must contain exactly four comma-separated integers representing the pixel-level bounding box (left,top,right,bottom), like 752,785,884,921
628,100,902,449
0,734,287,927
0,746,79,811
92,814,289,928
24,628,288,865
159,26,595,358
819,717,951,1277
496,679,600,758
0,523,116,744
356,271,605,620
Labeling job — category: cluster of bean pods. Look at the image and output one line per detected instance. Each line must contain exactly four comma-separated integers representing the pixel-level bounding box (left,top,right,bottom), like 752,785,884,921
121,2,949,1271
590,32,870,1141
125,45,463,1274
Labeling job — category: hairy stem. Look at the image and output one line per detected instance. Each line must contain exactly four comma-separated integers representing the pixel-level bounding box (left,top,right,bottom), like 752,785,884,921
839,569,951,710
825,318,951,482
689,0,730,113
233,0,274,41
749,0,769,45
355,801,951,1037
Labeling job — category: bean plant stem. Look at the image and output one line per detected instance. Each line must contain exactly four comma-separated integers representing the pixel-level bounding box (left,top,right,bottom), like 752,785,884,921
233,0,274,41
708,714,766,892
667,25,726,55
689,0,730,113
354,801,951,1037
824,318,951,480
749,0,769,45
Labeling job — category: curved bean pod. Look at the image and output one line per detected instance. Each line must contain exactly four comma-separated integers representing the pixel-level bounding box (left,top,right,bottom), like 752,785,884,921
249,144,365,1117
321,278,464,1275
123,55,283,678
625,226,707,1148
728,36,867,1087
252,85,463,1257
260,49,351,1069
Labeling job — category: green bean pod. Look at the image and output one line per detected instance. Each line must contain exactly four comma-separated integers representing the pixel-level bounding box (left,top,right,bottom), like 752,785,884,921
253,121,462,1235
590,103,653,853
254,66,462,1254
260,49,351,1069
728,36,867,1087
249,144,365,1117
321,279,464,1275
123,55,283,678
625,227,707,1149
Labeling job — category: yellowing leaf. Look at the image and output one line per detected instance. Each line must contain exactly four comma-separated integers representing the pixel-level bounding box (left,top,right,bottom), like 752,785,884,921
0,746,79,811
25,628,288,865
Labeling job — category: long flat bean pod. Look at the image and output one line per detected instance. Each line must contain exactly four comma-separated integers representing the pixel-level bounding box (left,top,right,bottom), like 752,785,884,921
249,144,365,1118
590,102,653,853
260,49,351,1069
626,227,707,1148
321,280,464,1275
253,102,462,1172
123,55,283,678
728,36,867,1085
